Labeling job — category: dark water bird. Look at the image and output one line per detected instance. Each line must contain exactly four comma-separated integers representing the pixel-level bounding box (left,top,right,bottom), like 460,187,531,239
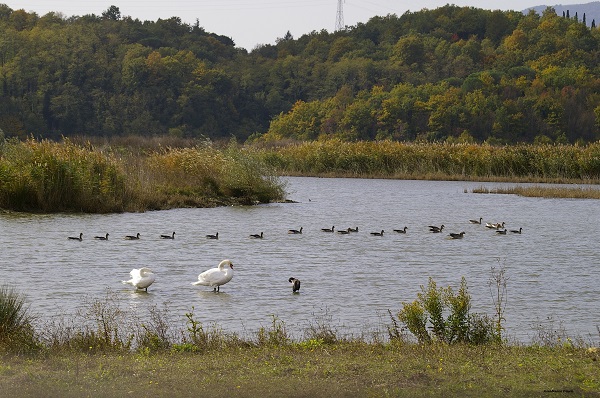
429,225,444,233
125,233,141,240
192,259,233,292
510,227,523,234
250,232,264,239
288,227,303,234
370,230,385,236
393,226,408,233
337,228,351,234
94,233,109,240
348,227,359,233
321,226,335,232
449,231,465,239
469,217,483,224
496,229,507,235
122,267,155,292
206,232,219,239
161,232,175,239
68,233,83,241
289,277,301,293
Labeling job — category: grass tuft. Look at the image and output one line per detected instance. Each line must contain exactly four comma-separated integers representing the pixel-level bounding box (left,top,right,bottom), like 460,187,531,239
0,285,38,354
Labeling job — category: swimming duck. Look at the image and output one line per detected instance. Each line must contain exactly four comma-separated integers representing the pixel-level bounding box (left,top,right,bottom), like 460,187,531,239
94,233,109,240
321,226,335,232
510,227,523,234
249,232,264,239
206,232,219,239
469,217,483,224
348,227,358,233
68,233,83,241
125,233,141,240
496,229,507,235
393,227,408,233
337,228,351,234
486,222,505,229
192,259,234,292
370,230,385,236
429,225,444,233
161,232,175,239
288,227,303,234
449,231,465,239
289,277,301,293
122,267,156,292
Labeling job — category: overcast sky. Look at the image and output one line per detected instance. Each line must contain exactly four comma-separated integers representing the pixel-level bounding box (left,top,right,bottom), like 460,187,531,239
5,1,584,50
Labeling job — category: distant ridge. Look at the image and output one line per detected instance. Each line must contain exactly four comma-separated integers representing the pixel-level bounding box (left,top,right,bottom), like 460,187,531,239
525,1,600,25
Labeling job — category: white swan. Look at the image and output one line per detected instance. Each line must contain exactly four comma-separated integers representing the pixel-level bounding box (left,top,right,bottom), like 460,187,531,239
122,267,156,291
192,259,234,292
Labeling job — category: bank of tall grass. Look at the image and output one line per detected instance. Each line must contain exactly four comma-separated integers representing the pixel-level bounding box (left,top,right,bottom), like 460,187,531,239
0,138,285,213
255,140,600,182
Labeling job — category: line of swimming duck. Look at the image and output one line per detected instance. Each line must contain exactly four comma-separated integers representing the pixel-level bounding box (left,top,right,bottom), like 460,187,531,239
68,217,522,244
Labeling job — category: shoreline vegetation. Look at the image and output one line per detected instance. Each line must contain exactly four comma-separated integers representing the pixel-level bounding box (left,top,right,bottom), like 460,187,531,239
0,282,599,396
0,137,286,213
473,185,600,199
1,137,600,214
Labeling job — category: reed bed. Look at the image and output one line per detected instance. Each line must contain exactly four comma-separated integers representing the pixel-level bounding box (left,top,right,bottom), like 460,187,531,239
254,140,600,182
473,185,600,199
0,138,285,213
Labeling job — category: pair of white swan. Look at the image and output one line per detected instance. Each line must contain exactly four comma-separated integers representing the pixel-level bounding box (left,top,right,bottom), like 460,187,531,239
122,259,234,293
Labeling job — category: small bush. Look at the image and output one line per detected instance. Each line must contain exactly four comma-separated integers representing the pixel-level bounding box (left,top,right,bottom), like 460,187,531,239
398,277,500,345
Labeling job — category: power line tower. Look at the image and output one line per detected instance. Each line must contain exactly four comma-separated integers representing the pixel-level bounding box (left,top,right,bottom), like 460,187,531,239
335,0,344,31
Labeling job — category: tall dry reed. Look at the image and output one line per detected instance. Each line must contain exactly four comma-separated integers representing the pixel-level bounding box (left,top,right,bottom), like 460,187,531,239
0,138,285,213
254,140,600,181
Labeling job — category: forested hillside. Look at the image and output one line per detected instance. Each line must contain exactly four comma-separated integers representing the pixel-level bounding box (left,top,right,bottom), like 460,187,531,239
1,4,599,144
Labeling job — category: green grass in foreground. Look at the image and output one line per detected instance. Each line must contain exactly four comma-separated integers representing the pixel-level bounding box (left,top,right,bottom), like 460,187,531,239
0,344,598,397
473,185,600,199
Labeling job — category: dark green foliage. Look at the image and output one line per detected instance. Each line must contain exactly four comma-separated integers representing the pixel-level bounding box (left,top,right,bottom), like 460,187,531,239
398,277,500,345
0,4,600,144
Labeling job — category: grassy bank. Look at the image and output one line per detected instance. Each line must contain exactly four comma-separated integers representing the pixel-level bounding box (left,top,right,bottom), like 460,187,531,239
0,282,599,397
254,140,600,183
0,138,285,213
1,344,599,397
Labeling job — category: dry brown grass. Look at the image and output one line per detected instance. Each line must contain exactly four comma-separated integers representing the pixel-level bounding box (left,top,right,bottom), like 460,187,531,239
473,185,600,199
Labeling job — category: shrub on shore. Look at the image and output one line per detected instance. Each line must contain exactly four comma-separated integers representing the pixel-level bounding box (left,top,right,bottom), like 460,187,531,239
0,138,285,213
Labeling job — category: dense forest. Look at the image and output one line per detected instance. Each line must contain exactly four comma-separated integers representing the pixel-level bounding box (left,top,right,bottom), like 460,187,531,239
1,4,600,144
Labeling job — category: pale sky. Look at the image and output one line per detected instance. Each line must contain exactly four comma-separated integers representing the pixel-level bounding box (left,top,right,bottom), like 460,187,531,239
4,0,584,50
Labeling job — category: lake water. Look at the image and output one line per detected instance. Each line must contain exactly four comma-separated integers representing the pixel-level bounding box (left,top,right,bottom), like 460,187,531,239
1,177,599,343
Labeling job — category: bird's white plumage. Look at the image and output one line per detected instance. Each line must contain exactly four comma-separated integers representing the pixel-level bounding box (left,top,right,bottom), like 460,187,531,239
122,267,156,290
192,259,234,291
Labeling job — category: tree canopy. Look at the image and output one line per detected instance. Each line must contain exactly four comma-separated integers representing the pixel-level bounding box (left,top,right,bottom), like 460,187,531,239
1,4,600,144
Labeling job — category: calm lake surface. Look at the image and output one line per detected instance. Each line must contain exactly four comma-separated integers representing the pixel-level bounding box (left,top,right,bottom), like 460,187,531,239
1,177,599,343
